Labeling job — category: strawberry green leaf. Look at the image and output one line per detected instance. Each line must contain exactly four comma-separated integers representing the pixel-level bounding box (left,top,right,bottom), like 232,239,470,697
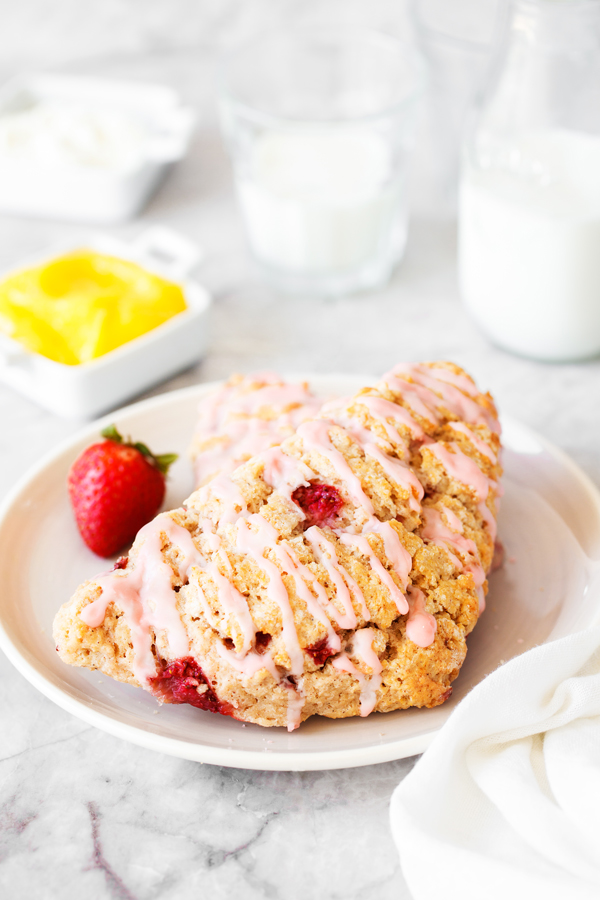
101,424,123,444
100,425,177,476
133,441,153,459
153,453,178,475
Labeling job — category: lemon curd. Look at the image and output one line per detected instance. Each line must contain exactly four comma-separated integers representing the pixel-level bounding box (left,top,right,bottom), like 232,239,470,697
0,250,187,365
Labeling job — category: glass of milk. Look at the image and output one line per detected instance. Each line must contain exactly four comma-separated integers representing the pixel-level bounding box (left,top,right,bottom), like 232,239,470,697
219,28,426,296
458,0,600,362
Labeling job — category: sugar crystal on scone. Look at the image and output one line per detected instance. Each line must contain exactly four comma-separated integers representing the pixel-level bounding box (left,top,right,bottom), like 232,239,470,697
54,362,502,730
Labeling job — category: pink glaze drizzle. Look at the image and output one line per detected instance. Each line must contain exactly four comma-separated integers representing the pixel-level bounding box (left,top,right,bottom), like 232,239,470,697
284,676,306,731
216,642,279,680
448,421,497,463
259,447,312,502
232,382,322,417
193,377,324,486
362,520,412,592
405,585,437,647
233,513,353,729
420,507,486,611
358,395,425,442
305,526,368,626
383,376,442,424
206,562,256,655
80,515,196,684
195,519,257,653
236,516,305,678
218,499,342,654
332,629,383,716
421,507,477,559
352,628,383,715
267,539,342,653
339,533,408,615
191,577,218,629
193,419,288,487
385,364,500,435
297,420,375,515
81,515,263,681
424,365,479,397
440,506,463,533
477,499,497,543
296,417,415,604
476,586,486,612
325,409,423,513
363,442,423,512
199,518,221,552
427,442,491,501
197,473,248,524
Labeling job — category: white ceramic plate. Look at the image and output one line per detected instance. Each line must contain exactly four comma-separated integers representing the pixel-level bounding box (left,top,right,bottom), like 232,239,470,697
1,376,600,771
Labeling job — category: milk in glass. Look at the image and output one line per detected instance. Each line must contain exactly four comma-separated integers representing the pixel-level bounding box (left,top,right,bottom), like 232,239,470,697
238,130,405,275
219,29,424,295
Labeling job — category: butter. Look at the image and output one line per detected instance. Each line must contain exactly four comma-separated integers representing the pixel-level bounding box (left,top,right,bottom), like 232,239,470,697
0,250,187,365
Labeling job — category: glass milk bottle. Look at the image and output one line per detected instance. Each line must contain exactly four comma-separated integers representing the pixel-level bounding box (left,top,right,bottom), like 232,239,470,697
458,0,600,362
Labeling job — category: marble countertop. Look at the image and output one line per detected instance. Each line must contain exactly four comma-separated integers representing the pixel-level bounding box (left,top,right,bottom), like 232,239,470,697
2,47,600,900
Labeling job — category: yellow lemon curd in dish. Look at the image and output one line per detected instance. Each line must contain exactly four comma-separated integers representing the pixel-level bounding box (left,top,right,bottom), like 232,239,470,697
0,250,187,365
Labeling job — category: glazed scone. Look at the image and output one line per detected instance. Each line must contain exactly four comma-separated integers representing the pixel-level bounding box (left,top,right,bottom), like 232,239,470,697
54,362,502,730
189,373,325,487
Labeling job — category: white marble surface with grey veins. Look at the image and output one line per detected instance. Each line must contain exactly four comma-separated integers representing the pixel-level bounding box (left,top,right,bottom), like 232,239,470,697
1,2,600,898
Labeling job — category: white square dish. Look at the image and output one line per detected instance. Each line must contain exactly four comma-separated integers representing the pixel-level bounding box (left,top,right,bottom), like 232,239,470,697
0,73,195,222
0,227,211,418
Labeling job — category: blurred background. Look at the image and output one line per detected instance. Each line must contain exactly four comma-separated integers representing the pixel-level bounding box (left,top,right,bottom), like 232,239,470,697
0,0,502,247
4,0,600,485
0,0,501,217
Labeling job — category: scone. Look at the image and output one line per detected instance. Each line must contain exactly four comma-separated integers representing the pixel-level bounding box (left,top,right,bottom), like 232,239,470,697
189,372,325,487
54,362,502,730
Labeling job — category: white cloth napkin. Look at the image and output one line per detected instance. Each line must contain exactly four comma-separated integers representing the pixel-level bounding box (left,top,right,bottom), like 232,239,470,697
390,624,600,900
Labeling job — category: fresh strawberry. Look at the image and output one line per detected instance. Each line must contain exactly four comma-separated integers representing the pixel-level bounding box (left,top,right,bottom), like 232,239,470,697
68,424,177,558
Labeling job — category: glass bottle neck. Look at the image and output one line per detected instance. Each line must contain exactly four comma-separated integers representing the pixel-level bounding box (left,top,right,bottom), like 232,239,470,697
467,0,600,140
506,0,600,53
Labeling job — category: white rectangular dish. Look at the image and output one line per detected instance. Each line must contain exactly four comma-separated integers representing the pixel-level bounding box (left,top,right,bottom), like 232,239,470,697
0,227,211,418
0,73,195,222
